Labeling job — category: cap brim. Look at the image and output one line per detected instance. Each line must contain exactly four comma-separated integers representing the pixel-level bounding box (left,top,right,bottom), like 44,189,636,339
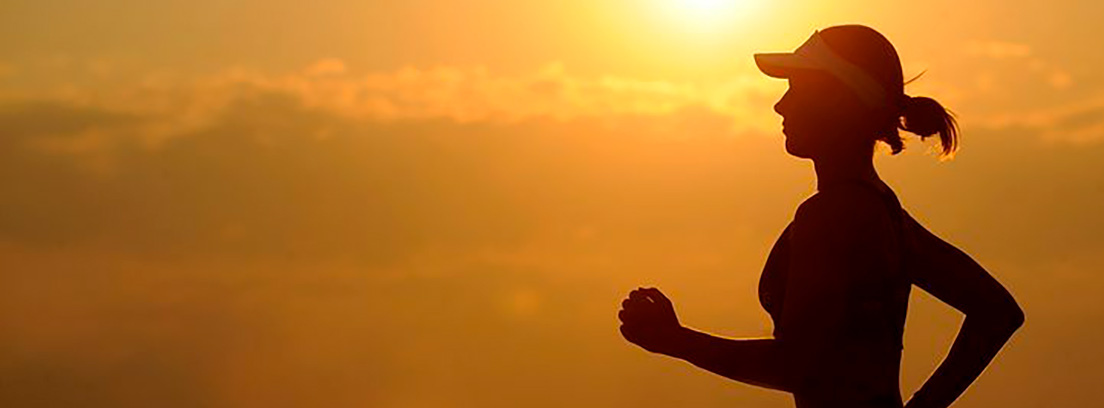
754,53,820,78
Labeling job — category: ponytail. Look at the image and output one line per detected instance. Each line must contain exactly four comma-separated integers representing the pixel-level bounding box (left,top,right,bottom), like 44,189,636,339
898,95,959,158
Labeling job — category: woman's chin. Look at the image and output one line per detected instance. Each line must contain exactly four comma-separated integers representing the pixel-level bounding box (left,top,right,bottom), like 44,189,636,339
784,139,812,159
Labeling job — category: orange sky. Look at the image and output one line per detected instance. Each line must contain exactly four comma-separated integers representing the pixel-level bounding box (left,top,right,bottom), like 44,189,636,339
2,1,1103,407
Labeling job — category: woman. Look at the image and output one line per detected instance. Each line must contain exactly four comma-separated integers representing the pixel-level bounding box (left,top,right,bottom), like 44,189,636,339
616,25,1025,408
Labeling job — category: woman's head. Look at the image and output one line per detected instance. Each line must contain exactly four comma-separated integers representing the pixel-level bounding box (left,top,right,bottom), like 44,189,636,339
755,25,958,160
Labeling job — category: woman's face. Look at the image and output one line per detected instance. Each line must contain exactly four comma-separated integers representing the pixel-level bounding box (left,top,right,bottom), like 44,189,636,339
774,70,872,159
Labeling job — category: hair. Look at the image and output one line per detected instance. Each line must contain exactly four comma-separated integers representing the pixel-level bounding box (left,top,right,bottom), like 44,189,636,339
891,94,959,158
819,25,960,159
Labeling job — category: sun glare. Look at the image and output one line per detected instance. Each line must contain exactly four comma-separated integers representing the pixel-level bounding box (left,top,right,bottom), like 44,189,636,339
686,0,728,13
659,0,758,33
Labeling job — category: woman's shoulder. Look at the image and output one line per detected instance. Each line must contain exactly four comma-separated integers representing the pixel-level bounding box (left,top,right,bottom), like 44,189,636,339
796,183,892,224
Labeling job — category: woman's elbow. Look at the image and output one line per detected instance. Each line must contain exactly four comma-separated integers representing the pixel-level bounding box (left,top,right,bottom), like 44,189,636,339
1006,302,1025,331
998,291,1026,331
970,301,1024,334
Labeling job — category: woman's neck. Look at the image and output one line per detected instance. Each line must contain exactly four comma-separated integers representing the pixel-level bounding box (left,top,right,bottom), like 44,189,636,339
812,150,880,191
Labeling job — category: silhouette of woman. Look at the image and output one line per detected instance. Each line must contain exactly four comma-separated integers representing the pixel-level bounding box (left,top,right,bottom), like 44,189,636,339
617,25,1024,408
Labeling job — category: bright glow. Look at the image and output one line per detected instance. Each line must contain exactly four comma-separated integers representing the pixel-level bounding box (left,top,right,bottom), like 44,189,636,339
659,0,760,34
686,0,729,14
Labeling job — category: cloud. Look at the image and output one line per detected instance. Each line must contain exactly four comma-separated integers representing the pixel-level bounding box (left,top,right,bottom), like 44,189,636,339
303,58,348,76
3,62,1104,408
2,62,1103,263
963,40,1032,59
0,87,783,266
0,101,140,139
972,95,1104,145
1,62,780,137
1048,70,1073,89
0,86,784,406
933,39,1083,116
14,59,1101,151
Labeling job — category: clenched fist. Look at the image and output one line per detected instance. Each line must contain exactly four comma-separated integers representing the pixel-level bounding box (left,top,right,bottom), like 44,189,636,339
618,287,685,356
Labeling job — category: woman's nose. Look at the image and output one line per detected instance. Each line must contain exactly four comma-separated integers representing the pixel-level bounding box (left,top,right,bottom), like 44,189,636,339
774,88,791,116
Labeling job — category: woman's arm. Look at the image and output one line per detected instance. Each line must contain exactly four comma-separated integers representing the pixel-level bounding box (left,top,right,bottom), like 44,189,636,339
618,187,893,394
669,328,792,392
618,288,792,392
901,212,1025,408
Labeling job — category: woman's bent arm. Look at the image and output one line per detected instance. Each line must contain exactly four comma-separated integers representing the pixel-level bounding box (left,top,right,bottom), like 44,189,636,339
902,212,1025,408
666,328,792,392
618,288,792,392
905,315,1021,408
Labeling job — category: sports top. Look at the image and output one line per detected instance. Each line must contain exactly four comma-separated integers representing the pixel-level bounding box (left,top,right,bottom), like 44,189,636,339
757,178,912,351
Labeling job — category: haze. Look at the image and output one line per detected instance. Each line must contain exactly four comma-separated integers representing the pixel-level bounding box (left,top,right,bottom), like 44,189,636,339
2,1,1103,407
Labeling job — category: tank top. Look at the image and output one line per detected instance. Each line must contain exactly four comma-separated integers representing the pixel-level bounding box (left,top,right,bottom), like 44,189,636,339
757,179,912,351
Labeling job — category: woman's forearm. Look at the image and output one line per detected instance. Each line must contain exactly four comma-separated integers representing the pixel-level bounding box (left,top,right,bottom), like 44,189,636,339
665,327,791,392
905,314,1023,408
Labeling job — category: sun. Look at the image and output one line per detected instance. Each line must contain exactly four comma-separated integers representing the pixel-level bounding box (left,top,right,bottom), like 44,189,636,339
685,0,729,14
660,0,758,32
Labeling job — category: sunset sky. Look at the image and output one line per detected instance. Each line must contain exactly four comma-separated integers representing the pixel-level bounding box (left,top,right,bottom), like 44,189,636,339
2,1,1103,407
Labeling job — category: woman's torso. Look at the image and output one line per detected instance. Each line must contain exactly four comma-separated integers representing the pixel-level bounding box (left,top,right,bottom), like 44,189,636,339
757,179,912,407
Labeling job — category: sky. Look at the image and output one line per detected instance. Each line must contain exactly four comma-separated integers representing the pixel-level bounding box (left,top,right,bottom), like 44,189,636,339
1,1,1103,407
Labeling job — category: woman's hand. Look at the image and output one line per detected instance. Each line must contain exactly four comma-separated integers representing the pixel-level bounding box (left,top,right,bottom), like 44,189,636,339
618,287,686,356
